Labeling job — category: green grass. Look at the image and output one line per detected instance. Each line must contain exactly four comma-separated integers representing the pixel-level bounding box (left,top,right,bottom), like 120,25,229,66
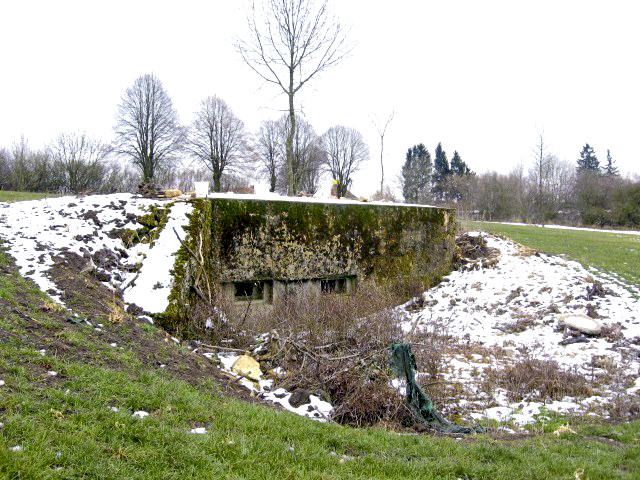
0,190,62,203
1,230,640,478
2,353,639,479
465,221,640,288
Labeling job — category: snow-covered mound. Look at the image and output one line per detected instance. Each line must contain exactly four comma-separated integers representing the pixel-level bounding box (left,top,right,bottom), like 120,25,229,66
401,233,640,426
0,193,192,313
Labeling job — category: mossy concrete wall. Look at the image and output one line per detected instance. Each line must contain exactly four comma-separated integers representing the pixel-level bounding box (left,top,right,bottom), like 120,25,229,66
164,198,454,330
210,198,454,283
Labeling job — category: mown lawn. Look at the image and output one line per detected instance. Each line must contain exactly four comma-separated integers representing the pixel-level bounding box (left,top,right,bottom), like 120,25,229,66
0,223,639,478
0,190,62,203
465,221,640,288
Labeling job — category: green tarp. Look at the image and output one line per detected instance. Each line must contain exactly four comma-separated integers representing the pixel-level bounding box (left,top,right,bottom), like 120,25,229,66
390,343,485,434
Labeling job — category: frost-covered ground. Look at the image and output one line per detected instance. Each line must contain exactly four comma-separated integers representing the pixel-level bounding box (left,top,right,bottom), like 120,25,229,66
1,194,639,429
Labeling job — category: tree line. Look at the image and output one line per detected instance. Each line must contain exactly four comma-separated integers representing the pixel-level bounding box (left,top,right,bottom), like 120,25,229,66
1,1,367,198
0,73,368,197
402,136,639,228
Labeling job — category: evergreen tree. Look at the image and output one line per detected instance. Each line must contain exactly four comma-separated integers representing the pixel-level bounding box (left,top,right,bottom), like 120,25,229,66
576,143,600,173
450,150,471,176
604,149,620,176
448,150,473,202
401,144,432,203
431,142,450,201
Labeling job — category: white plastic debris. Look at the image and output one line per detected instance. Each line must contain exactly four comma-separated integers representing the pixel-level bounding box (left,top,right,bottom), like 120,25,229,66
190,427,207,434
47,371,57,377
132,411,149,418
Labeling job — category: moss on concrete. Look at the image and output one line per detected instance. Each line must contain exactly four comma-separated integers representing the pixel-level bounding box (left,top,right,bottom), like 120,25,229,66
210,199,454,284
111,204,172,248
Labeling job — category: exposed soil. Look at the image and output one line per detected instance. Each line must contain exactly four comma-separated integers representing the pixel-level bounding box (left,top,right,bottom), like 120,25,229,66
0,246,263,404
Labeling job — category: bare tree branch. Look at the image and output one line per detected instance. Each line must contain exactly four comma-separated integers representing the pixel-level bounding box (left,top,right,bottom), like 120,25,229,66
48,132,110,194
236,0,351,195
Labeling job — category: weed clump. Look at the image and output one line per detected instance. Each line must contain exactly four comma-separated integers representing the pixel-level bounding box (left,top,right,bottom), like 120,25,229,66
488,357,593,403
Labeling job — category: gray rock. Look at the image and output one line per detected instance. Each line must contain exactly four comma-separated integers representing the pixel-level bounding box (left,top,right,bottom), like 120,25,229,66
289,389,311,408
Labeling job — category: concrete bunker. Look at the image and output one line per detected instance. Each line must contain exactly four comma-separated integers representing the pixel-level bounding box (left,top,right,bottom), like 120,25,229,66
164,197,455,330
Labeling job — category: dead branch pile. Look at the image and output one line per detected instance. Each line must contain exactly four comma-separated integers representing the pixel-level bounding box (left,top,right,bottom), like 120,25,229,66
137,182,181,199
215,284,426,428
253,327,414,427
453,233,500,271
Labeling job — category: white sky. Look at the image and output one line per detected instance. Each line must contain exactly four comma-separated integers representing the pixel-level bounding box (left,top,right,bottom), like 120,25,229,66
1,0,638,196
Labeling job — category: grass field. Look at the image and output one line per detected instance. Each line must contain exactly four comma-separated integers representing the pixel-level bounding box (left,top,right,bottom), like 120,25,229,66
0,190,61,203
465,221,640,288
1,216,639,478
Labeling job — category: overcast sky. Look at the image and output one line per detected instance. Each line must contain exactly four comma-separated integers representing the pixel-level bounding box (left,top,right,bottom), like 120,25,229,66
1,0,638,195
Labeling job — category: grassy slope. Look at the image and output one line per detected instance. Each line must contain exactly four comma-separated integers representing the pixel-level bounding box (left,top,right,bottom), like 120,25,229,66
0,191,62,203
466,221,640,288
0,214,639,478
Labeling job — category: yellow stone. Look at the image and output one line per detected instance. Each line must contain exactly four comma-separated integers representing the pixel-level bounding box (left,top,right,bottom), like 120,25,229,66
231,355,262,382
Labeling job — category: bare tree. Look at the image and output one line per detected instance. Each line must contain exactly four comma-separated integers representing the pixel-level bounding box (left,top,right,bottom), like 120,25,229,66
114,73,182,184
506,162,529,222
276,114,324,195
530,132,553,223
371,111,394,196
473,172,516,221
255,119,282,192
187,96,247,192
100,159,140,193
545,156,575,214
320,125,368,198
48,132,110,194
9,136,35,191
236,0,350,195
